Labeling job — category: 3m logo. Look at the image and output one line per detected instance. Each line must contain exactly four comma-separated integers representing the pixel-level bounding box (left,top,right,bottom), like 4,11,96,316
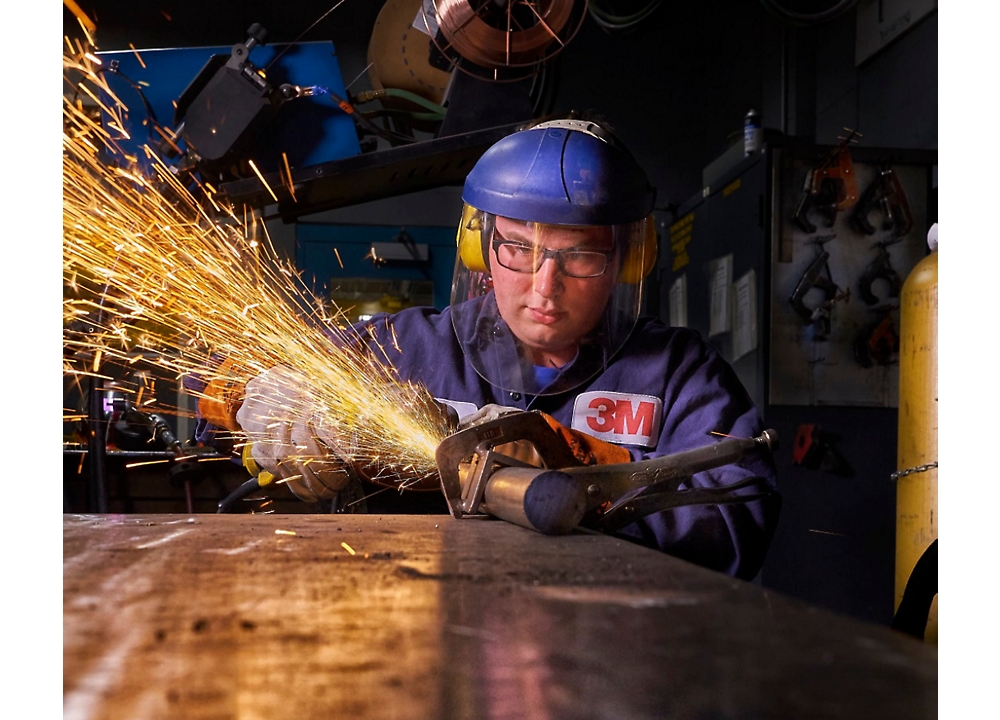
571,392,663,448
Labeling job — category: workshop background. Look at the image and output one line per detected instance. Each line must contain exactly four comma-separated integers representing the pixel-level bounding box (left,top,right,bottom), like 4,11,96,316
62,0,938,632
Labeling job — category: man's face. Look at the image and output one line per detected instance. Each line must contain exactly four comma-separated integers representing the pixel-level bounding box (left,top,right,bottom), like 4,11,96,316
491,216,617,368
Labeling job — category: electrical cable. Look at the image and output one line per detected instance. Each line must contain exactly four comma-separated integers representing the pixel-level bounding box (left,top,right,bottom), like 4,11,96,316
588,0,663,33
264,0,353,72
530,57,561,118
82,66,167,151
361,108,446,123
217,477,264,513
323,86,420,145
758,0,861,26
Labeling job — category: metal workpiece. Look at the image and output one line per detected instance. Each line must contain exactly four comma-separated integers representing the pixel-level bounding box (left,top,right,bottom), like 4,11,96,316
481,467,587,535
437,412,778,535
436,411,581,519
63,513,937,720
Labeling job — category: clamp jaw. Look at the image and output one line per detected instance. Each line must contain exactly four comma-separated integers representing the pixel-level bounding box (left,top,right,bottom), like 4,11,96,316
788,236,848,340
858,238,903,306
791,134,861,234
851,163,914,239
435,411,778,535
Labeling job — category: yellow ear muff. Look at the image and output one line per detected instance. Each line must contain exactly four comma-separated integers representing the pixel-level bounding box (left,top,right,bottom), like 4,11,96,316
457,204,489,272
618,214,658,283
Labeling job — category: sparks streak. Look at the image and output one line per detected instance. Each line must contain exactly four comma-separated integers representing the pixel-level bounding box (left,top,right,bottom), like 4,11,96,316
63,38,450,489
247,159,279,203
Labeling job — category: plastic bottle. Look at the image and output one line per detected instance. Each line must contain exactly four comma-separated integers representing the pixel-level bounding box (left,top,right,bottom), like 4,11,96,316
744,109,762,156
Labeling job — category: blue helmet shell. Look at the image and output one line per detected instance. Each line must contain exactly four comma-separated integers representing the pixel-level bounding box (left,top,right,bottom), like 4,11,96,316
462,122,655,226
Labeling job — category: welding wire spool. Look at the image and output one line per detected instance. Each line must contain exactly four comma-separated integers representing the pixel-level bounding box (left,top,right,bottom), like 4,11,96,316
425,0,588,81
483,466,587,535
367,0,453,111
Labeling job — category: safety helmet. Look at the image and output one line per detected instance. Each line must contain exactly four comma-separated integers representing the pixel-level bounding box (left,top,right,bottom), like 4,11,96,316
451,118,658,397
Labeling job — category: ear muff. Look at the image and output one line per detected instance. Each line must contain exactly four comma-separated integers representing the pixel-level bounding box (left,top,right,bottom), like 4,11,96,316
456,203,489,272
459,206,656,281
618,214,658,283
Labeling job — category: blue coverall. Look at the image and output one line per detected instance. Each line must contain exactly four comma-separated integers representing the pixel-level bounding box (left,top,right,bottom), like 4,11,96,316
341,301,780,580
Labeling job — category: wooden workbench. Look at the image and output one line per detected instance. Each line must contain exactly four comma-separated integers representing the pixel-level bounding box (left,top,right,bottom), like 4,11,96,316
63,513,936,719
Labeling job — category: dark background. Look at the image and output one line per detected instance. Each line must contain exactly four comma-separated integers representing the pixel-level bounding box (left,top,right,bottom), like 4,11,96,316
65,0,937,211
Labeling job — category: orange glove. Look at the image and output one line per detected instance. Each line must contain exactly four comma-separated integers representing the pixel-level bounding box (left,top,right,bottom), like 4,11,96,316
198,356,247,431
458,405,633,466
538,412,632,465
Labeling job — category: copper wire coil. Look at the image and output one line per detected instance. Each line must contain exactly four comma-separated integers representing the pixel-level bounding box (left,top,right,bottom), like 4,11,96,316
431,0,586,70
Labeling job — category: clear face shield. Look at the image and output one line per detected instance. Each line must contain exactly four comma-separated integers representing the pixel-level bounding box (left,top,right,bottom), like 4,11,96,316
451,206,656,397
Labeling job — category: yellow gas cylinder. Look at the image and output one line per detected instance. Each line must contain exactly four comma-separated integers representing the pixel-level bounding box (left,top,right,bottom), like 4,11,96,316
895,223,938,644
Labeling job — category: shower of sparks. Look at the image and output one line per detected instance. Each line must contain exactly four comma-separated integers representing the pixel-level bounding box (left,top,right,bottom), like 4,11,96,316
62,39,450,489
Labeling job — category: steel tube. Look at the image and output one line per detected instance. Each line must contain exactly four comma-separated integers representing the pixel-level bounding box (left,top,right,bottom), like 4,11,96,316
483,467,587,535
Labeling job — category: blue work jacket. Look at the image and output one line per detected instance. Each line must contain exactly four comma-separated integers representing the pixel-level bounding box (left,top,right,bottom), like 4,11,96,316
351,303,780,580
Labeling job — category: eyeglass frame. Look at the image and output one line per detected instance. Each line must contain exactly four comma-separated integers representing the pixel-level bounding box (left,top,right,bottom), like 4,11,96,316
489,233,616,279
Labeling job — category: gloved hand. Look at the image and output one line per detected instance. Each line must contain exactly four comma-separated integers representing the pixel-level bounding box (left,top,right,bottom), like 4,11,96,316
538,412,632,465
457,403,523,430
196,356,247,432
235,365,357,503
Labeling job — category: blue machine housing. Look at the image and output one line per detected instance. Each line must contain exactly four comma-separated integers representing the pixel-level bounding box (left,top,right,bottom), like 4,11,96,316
96,41,361,178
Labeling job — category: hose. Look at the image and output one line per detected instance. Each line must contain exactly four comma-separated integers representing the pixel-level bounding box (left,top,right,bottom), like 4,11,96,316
361,108,446,123
217,477,269,513
353,87,447,116
758,0,861,26
588,0,664,33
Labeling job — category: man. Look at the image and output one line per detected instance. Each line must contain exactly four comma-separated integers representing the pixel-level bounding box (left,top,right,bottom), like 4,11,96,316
232,117,780,580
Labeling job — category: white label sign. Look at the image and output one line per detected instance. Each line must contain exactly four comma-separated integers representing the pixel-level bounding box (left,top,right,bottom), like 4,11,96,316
571,391,663,448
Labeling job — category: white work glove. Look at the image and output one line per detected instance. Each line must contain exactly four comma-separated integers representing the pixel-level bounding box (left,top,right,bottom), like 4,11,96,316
236,365,356,503
457,404,523,430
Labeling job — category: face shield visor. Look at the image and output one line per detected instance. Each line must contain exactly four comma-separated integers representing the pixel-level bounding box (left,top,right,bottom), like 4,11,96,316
451,206,656,397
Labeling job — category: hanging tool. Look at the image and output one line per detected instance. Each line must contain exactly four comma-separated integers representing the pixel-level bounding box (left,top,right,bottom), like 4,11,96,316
788,235,849,340
435,411,777,536
791,129,862,234
792,423,852,476
857,238,903,306
851,162,914,238
854,312,900,368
